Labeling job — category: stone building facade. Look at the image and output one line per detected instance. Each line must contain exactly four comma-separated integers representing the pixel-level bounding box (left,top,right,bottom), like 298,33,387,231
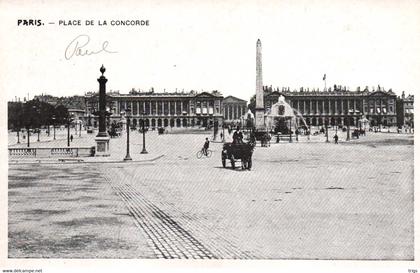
222,96,248,123
85,90,224,129
262,86,398,127
401,92,414,128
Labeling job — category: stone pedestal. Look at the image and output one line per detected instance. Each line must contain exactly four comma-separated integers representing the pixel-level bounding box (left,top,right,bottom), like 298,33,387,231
95,136,110,157
255,108,265,131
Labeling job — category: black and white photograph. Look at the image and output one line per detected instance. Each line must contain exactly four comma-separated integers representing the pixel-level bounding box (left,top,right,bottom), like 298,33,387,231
0,0,418,272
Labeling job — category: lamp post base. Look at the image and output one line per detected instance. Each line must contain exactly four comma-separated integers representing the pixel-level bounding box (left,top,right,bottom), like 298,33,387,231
95,136,110,157
140,149,148,154
123,156,132,161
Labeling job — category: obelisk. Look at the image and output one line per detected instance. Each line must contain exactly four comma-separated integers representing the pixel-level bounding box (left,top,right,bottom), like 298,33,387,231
255,39,265,130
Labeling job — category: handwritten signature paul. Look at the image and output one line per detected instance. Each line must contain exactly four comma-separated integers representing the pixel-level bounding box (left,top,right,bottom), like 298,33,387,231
64,34,118,60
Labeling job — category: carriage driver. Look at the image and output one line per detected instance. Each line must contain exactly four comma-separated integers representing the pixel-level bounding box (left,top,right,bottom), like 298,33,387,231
232,126,244,144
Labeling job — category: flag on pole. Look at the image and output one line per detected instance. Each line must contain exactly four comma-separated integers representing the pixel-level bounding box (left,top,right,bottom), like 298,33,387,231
323,74,326,81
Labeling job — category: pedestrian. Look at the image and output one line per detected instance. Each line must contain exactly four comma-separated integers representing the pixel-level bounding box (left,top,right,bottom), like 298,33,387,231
334,134,338,144
70,134,73,142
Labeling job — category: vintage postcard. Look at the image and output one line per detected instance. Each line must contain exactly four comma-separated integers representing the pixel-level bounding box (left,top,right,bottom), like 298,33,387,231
0,0,418,272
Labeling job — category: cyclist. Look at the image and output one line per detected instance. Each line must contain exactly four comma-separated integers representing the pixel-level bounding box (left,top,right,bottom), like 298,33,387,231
203,137,210,156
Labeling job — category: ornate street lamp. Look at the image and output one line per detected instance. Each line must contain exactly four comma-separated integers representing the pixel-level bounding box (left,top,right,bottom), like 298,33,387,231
26,126,30,147
52,115,56,140
123,109,132,161
16,127,20,144
88,113,92,128
346,109,354,141
74,118,78,136
67,114,75,147
141,111,148,154
289,117,292,143
15,108,21,144
32,106,40,142
307,119,311,140
325,118,329,143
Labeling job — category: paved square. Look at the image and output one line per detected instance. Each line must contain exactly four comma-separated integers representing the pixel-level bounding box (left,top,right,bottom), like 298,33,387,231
8,130,414,259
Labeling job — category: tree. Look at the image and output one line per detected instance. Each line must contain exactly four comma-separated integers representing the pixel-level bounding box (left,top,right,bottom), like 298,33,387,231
21,101,40,130
8,99,68,132
8,102,24,131
54,104,69,125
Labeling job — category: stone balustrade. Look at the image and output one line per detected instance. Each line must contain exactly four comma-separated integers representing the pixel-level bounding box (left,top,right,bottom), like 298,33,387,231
9,147,95,158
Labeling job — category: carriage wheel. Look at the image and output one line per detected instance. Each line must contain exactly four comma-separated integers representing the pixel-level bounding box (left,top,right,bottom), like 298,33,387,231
230,156,235,169
241,159,246,169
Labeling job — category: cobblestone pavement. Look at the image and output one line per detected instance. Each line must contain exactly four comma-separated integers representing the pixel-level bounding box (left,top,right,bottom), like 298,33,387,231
8,164,154,258
108,168,257,259
8,132,414,259
113,183,216,259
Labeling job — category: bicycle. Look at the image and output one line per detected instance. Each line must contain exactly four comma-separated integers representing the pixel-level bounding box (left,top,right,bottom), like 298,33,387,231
196,148,213,159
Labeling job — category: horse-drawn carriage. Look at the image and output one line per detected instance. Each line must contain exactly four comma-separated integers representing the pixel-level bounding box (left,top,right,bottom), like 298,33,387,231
221,142,255,170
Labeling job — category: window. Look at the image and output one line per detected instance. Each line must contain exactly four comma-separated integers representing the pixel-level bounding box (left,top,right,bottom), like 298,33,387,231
133,101,138,115
196,101,201,114
145,101,150,115
202,101,207,114
151,101,156,115
164,102,169,115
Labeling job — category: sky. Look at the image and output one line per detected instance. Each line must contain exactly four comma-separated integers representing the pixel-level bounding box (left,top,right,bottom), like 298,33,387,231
1,0,420,102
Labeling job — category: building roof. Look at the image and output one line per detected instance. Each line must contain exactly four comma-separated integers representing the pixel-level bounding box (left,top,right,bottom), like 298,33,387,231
222,95,247,103
265,90,397,98
85,90,223,99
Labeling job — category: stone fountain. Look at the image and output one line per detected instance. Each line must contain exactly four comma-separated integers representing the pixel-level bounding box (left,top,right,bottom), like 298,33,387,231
266,95,307,134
